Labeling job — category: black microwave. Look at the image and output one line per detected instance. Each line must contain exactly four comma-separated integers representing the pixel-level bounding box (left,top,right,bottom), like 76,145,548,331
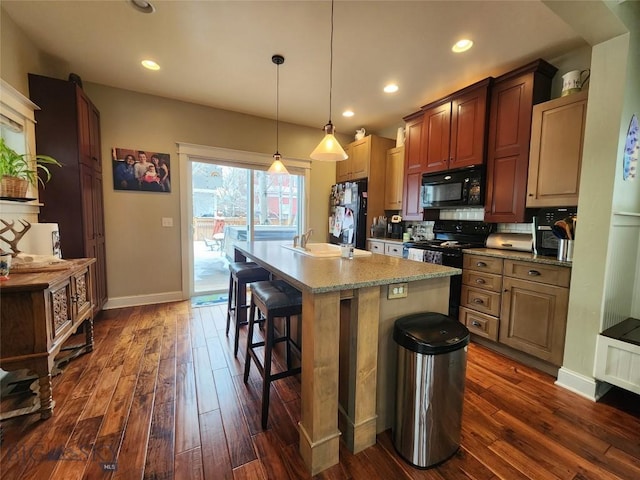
421,166,484,209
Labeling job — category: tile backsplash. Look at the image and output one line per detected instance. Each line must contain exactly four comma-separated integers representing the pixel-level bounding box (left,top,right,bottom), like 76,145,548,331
404,207,533,240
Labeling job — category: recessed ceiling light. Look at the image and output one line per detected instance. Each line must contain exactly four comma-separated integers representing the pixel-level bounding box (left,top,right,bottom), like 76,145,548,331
383,84,399,93
129,0,155,14
141,59,160,71
452,39,473,53
342,110,354,117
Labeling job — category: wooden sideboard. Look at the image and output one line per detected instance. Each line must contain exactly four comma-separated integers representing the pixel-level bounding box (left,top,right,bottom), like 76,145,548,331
0,258,96,419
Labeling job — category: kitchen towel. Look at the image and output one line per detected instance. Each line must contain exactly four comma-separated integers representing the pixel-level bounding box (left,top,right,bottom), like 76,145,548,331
407,248,425,262
424,250,443,265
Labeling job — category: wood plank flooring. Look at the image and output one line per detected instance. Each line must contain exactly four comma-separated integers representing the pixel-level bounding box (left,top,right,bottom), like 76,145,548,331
1,300,639,479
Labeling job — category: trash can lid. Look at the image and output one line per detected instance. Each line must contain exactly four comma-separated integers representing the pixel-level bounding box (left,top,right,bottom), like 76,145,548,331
393,312,470,355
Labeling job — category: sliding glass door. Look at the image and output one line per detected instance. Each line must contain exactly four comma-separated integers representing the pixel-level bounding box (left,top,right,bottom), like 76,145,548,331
192,161,302,294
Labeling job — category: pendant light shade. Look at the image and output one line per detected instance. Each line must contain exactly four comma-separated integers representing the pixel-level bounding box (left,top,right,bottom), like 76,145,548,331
310,0,347,162
310,122,347,161
269,54,289,175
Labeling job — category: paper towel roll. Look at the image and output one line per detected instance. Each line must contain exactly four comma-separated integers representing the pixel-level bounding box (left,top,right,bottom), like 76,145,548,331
19,223,61,258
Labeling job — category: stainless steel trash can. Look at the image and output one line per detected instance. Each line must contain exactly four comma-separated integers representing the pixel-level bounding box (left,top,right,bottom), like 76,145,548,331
393,312,470,468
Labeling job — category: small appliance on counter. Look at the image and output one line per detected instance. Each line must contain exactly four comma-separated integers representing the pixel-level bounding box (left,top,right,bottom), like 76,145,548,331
389,215,404,239
533,207,577,256
485,233,533,252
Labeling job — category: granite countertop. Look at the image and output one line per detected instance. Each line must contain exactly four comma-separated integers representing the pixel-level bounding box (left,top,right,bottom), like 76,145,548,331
235,241,460,294
463,248,572,267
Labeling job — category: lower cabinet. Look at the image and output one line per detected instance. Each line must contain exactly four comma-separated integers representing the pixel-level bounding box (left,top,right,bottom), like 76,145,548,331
367,239,403,257
460,253,571,368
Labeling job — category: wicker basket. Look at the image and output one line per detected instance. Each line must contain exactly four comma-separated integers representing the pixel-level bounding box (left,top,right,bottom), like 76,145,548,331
0,176,29,198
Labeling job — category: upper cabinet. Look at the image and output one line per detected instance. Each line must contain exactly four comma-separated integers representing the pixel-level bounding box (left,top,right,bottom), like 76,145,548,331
526,90,588,208
384,146,404,210
402,112,426,220
484,59,557,223
423,79,491,174
336,135,393,183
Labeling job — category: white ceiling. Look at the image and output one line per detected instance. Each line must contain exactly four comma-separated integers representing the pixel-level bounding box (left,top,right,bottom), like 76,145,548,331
2,0,588,134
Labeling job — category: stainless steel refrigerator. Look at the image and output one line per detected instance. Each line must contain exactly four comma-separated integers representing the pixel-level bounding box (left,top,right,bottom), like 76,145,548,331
328,179,367,250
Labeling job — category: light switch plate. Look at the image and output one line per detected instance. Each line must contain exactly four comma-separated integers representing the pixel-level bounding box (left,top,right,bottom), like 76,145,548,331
161,217,173,227
387,282,408,299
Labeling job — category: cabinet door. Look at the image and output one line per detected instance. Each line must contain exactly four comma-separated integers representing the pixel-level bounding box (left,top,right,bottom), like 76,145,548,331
89,103,102,173
499,277,569,365
336,143,351,182
71,267,92,323
527,91,587,207
349,137,371,180
402,115,425,221
49,279,73,344
485,76,534,223
384,147,404,210
76,90,93,168
423,102,451,173
404,114,425,174
367,240,384,254
449,85,488,170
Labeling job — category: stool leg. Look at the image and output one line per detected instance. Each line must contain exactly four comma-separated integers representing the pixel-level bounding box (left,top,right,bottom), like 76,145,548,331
233,280,246,357
243,299,257,384
261,313,274,429
225,274,234,337
285,316,293,371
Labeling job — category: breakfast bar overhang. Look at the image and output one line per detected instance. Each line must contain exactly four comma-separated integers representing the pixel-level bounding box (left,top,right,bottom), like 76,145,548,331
233,241,461,475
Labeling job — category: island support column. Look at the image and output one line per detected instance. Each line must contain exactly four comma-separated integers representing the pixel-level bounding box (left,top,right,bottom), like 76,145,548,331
298,289,342,475
338,285,380,453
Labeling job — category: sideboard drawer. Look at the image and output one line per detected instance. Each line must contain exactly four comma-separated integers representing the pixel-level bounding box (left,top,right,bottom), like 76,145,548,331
461,285,501,317
459,307,499,341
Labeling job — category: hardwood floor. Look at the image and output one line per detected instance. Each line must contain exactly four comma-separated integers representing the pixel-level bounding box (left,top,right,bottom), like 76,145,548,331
1,300,639,479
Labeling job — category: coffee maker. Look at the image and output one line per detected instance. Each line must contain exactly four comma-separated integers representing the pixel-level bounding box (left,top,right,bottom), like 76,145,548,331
389,215,404,239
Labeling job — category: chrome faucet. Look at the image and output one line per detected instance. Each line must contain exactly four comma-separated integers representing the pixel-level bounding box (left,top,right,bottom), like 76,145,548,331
300,228,313,249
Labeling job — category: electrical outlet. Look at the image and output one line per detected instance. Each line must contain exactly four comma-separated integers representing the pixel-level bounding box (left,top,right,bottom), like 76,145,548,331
387,282,408,299
161,217,173,227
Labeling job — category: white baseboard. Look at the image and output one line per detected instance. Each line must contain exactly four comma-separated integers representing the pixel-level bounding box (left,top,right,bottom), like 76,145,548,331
555,367,612,401
103,291,185,310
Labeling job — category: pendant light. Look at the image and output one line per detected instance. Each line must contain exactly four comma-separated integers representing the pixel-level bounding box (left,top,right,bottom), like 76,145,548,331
310,0,348,162
268,54,289,175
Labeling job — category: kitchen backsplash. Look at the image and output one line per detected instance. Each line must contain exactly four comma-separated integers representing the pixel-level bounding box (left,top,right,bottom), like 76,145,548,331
404,207,533,241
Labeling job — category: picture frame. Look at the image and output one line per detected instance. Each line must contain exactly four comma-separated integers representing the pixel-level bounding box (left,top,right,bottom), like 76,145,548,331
112,147,171,192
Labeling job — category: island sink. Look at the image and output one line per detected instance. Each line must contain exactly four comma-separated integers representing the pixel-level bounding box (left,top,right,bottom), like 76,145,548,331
281,242,372,258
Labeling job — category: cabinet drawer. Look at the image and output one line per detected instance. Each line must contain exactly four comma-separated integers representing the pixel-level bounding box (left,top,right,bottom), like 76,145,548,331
461,285,501,317
464,254,504,274
368,240,384,254
384,242,404,257
462,270,502,293
504,260,570,287
459,307,499,341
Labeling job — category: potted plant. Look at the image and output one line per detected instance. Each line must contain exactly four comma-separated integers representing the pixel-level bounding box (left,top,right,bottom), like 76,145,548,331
0,137,61,198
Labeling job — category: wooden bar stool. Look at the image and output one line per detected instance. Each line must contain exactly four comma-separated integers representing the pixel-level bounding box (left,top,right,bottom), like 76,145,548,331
243,279,302,429
225,262,271,356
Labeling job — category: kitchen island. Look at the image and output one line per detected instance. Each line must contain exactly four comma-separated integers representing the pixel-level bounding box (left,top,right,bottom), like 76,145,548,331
234,241,460,475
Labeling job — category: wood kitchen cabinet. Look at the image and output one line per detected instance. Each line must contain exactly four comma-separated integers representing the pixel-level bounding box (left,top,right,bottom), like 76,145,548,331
401,112,426,220
500,260,570,366
28,74,107,313
461,252,571,369
484,59,557,223
422,78,491,174
526,90,588,207
0,258,95,419
384,146,404,210
335,134,394,183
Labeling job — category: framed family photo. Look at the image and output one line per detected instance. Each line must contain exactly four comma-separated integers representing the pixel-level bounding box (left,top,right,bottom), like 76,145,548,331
112,147,171,193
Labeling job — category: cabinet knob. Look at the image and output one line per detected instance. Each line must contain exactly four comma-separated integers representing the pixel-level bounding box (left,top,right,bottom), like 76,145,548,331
472,298,484,305
477,261,487,267
528,193,534,197
475,278,486,284
528,270,541,276
471,321,481,327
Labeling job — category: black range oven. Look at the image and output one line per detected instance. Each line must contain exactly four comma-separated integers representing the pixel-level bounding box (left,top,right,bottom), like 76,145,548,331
404,220,494,318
